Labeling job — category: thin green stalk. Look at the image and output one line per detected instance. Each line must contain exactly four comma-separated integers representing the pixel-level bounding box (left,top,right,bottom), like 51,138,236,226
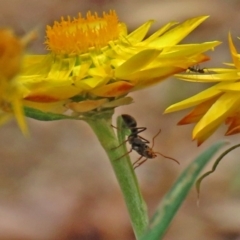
86,115,148,239
196,143,240,197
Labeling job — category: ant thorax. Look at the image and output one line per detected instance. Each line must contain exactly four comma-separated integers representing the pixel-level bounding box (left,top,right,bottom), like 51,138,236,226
128,136,156,159
188,66,205,74
128,135,140,145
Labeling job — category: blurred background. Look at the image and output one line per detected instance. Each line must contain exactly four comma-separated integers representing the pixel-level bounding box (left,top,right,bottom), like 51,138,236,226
1,0,240,239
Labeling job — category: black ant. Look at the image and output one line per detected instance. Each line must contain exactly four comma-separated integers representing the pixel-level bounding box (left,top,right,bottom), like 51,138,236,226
113,114,179,169
187,66,205,73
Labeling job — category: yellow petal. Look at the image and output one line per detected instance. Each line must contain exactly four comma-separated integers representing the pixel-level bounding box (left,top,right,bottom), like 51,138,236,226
193,92,240,140
22,78,81,102
196,126,219,146
12,97,28,135
126,20,155,44
178,97,218,124
162,41,221,56
66,99,108,112
47,57,76,79
228,32,240,69
225,114,240,136
219,82,240,92
23,100,68,113
175,70,240,82
90,81,133,97
76,77,110,90
128,66,183,89
148,16,209,48
226,125,240,135
115,49,161,78
0,29,23,80
152,53,209,69
22,55,52,75
165,83,223,113
140,21,178,45
101,96,133,108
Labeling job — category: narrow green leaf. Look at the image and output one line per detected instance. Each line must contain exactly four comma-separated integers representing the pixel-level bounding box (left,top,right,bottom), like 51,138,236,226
24,107,77,121
140,141,227,240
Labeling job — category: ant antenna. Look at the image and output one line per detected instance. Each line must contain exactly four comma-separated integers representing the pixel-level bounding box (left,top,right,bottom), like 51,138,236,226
151,129,161,149
152,129,180,165
155,151,180,164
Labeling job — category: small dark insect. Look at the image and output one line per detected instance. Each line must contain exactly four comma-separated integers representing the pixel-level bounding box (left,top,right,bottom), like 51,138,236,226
113,114,179,169
187,66,205,73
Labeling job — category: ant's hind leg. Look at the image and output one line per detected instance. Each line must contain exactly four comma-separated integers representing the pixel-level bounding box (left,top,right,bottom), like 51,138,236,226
133,156,145,169
111,124,119,130
111,138,129,150
115,148,133,160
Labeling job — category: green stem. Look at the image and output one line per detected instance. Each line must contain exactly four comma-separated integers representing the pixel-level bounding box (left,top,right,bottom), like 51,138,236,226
86,115,149,239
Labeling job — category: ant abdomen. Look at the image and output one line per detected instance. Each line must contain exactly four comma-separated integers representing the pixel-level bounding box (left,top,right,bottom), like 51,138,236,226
122,114,137,129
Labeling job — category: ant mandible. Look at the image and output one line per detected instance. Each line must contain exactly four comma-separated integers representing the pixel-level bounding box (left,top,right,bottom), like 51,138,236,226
113,114,179,169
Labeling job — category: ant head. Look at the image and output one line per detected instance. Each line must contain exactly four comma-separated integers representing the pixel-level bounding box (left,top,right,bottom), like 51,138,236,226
145,146,157,158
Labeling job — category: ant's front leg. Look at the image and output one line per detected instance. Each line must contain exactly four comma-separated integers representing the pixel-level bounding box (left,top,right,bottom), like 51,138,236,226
130,127,150,144
133,155,143,169
137,135,150,144
133,156,147,169
133,127,147,135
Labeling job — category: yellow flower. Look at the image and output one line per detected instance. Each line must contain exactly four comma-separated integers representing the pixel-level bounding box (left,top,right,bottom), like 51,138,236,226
18,11,220,118
0,29,35,134
165,33,240,145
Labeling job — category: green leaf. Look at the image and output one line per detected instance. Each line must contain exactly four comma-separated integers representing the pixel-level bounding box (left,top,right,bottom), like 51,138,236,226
24,107,77,121
140,141,227,240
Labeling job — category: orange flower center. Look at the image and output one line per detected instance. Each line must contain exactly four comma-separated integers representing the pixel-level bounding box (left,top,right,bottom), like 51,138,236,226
45,10,121,55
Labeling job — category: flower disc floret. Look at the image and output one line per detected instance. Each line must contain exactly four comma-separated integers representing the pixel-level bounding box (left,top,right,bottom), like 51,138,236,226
45,10,124,55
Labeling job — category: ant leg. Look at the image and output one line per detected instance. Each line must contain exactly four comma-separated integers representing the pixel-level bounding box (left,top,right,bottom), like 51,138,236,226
132,155,143,168
111,124,146,135
128,127,149,142
133,157,147,169
110,124,129,150
133,156,143,169
111,124,119,130
111,138,129,150
138,135,150,144
115,148,133,160
133,127,147,135
136,128,161,144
